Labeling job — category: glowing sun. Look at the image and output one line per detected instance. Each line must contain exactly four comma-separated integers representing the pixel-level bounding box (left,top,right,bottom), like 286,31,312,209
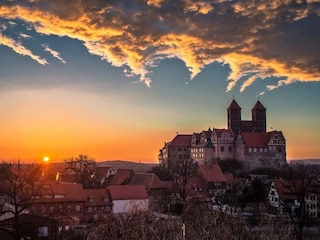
43,156,49,162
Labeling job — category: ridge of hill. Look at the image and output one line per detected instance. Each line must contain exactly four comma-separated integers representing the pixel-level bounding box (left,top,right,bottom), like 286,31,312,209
98,160,159,173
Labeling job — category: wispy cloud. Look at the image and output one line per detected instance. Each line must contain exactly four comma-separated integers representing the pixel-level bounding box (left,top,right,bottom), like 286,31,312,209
20,33,31,38
0,31,47,65
42,44,66,64
0,0,319,92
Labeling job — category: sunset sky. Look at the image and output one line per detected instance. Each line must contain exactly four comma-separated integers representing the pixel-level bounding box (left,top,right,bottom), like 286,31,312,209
0,0,319,163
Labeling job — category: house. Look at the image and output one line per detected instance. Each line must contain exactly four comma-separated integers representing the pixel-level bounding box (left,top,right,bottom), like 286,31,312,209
158,134,192,169
108,185,149,214
268,179,320,218
84,188,112,222
31,182,87,228
93,166,115,187
109,168,134,185
224,173,235,191
198,164,227,198
0,214,58,240
128,173,167,211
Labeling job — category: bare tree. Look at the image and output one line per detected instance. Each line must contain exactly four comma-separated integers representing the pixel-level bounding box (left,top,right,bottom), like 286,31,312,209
280,163,319,240
0,162,43,240
64,154,97,188
171,158,199,219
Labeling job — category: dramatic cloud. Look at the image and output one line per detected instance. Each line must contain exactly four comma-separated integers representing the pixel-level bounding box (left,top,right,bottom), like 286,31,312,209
0,0,319,92
0,32,48,65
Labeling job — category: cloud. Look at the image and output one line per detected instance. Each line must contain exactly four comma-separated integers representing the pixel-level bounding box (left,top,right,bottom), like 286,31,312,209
42,44,66,64
20,33,31,38
0,31,48,65
0,0,319,92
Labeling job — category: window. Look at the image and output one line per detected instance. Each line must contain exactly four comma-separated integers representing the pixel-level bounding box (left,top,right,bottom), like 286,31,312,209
38,227,48,237
76,205,81,212
41,207,46,213
88,207,93,212
228,146,232,152
221,146,224,152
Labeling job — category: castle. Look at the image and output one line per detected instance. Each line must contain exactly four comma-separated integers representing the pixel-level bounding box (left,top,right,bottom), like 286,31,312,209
158,99,287,170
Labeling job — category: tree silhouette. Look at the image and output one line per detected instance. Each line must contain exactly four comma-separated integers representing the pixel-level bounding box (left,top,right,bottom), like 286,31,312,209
0,162,43,240
64,154,97,188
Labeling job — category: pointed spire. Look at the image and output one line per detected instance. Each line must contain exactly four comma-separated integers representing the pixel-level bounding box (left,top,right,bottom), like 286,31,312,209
252,100,266,110
227,99,241,110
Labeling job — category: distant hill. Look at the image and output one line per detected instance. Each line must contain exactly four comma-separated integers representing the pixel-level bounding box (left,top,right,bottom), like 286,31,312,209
289,159,320,165
97,160,159,173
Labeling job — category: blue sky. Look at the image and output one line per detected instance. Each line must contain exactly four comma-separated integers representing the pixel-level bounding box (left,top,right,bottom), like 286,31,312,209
0,0,319,162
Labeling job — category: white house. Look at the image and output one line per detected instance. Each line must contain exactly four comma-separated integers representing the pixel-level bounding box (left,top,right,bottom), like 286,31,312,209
108,185,149,214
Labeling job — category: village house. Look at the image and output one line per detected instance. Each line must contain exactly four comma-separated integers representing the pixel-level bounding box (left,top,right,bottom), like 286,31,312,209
83,188,112,222
107,185,149,214
268,179,320,219
127,173,167,212
30,182,87,228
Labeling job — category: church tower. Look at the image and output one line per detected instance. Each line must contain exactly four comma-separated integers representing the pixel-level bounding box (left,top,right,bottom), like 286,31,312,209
251,100,266,132
227,99,241,135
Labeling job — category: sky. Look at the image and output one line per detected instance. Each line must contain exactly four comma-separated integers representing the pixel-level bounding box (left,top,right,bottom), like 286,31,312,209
0,0,319,163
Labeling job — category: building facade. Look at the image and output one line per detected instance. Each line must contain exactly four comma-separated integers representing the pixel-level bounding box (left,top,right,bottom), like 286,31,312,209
159,99,287,170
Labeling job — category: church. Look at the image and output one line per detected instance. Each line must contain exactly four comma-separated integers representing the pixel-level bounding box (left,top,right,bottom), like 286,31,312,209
158,99,287,170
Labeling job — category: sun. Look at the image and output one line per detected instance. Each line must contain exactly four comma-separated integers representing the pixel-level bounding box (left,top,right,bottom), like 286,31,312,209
43,156,50,162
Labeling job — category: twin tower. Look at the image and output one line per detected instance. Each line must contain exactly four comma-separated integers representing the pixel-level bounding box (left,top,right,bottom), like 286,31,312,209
227,99,266,135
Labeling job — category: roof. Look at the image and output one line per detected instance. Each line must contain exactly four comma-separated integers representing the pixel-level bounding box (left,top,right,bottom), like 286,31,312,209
273,179,320,201
194,141,213,148
95,166,113,181
241,131,284,148
128,173,166,190
241,132,270,147
199,164,227,183
252,100,266,110
108,185,148,200
213,128,234,138
36,182,87,203
224,173,235,184
109,168,134,185
84,188,111,206
227,99,241,110
203,128,212,138
169,134,192,147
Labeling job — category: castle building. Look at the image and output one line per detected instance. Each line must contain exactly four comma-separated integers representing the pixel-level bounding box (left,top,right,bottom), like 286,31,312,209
159,99,287,170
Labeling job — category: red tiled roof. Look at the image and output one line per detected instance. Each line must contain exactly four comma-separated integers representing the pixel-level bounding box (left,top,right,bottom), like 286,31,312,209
241,132,271,148
169,134,192,147
95,166,113,181
241,131,284,148
84,188,111,206
224,173,235,184
128,173,166,190
252,100,266,110
199,164,226,183
273,179,320,201
108,185,148,200
227,99,241,110
36,182,87,203
109,169,134,185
